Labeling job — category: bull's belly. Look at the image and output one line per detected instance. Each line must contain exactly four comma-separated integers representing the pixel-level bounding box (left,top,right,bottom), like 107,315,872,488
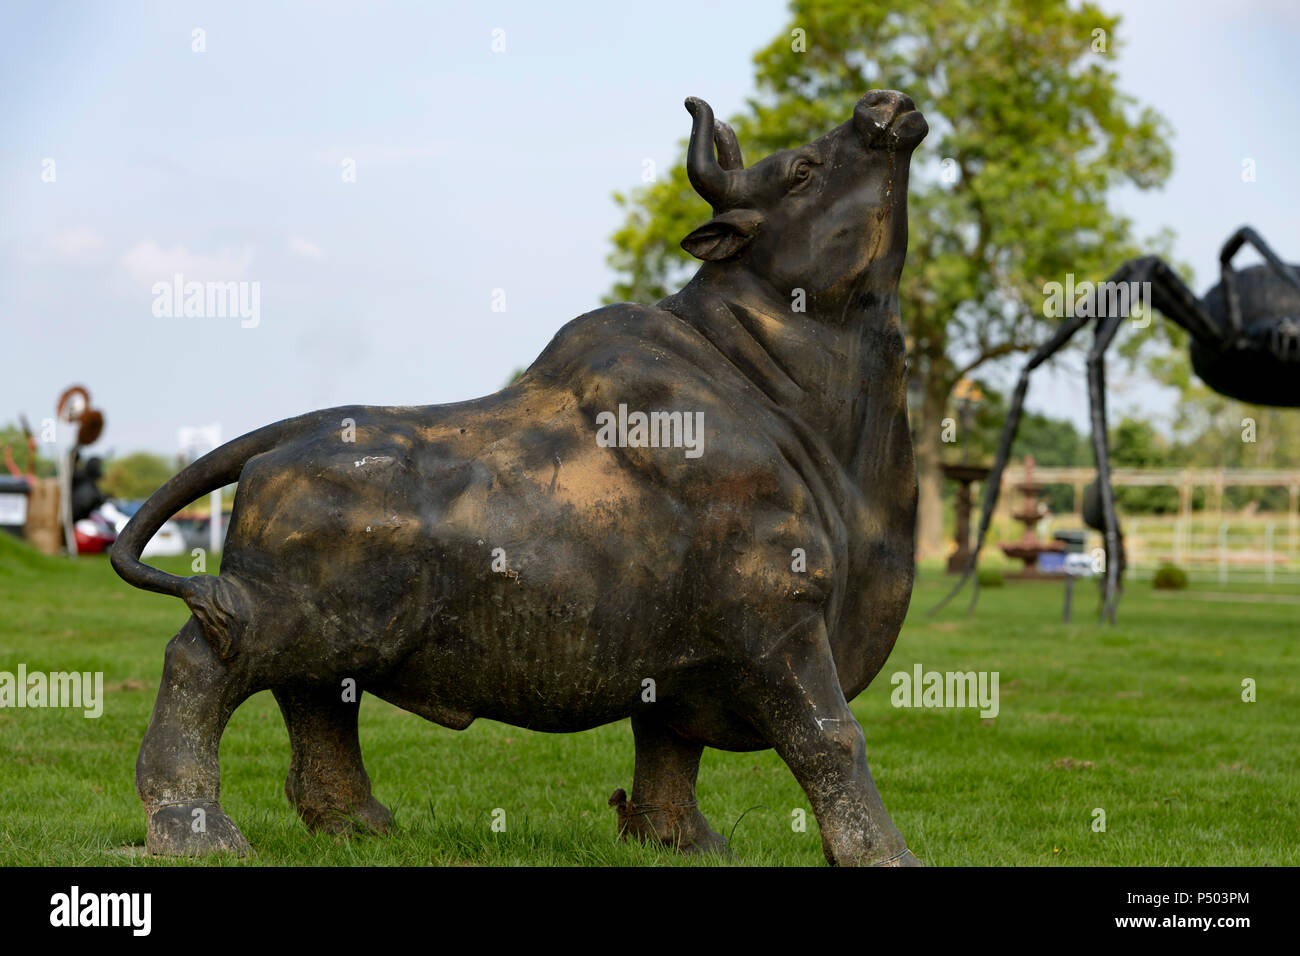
365,604,770,748
371,626,661,733
236,558,758,739
392,577,690,728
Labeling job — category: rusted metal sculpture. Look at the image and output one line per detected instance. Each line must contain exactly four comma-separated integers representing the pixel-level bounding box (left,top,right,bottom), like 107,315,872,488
112,91,929,865
937,229,1300,623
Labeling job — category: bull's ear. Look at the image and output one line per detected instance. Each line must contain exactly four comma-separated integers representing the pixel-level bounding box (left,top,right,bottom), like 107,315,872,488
681,208,764,261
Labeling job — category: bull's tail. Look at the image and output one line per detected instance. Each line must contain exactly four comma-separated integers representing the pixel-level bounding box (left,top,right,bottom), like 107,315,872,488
111,408,360,658
109,414,314,601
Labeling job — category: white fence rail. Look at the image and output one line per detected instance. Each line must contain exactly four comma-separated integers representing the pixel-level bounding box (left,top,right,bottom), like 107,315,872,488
1038,517,1300,585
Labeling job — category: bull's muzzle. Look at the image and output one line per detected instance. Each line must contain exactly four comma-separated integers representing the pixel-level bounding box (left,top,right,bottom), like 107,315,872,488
855,90,927,149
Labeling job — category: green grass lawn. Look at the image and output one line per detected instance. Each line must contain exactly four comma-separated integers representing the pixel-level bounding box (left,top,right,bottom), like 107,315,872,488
1,532,1296,866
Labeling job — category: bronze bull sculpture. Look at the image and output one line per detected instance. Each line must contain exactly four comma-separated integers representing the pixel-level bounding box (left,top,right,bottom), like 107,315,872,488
113,90,928,865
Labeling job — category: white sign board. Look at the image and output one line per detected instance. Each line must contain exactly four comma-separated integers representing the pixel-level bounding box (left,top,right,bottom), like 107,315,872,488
0,492,27,526
179,423,224,555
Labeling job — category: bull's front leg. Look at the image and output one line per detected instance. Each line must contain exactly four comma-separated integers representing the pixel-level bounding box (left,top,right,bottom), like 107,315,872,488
609,715,729,856
738,613,921,866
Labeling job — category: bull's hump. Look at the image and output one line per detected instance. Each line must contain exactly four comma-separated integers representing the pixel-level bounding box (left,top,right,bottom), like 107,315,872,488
529,303,708,384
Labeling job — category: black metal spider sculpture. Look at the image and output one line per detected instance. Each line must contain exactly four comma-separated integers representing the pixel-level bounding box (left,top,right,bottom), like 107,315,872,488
935,226,1300,624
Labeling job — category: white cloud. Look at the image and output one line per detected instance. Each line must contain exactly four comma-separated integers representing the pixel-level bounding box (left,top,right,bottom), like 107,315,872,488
52,226,104,257
121,241,253,284
288,236,323,258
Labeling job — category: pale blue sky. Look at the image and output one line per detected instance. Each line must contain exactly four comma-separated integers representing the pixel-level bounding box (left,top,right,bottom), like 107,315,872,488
2,0,1297,457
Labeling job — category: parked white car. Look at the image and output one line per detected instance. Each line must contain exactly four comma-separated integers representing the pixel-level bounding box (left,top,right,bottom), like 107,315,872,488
100,500,187,557
1064,552,1097,577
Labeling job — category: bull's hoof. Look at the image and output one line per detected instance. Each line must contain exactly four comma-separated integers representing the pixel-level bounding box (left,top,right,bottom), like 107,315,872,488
872,847,924,867
679,827,734,859
609,788,733,859
301,796,395,836
145,801,250,857
355,795,395,833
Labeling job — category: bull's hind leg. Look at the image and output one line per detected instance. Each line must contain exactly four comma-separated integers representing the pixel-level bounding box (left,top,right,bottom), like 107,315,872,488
609,715,729,855
137,617,253,856
274,685,393,835
738,614,920,867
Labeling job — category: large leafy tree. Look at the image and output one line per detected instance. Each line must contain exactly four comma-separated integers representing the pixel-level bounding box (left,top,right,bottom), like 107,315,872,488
605,0,1173,556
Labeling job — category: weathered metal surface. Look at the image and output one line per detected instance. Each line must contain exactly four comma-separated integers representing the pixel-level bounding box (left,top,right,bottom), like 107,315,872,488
112,91,928,865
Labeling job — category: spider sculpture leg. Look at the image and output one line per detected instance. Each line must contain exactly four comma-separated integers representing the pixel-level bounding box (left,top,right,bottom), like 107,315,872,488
928,312,1092,615
1086,308,1127,624
932,257,1230,622
1091,256,1257,620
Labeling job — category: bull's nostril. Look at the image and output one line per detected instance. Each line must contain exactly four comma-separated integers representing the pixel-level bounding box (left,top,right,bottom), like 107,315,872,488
865,91,892,111
862,90,913,113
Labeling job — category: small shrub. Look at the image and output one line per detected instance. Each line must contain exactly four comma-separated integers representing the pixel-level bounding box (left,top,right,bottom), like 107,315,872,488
1153,564,1188,590
977,567,1004,588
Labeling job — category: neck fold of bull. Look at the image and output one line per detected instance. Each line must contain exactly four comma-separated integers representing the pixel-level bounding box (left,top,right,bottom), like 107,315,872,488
660,253,912,483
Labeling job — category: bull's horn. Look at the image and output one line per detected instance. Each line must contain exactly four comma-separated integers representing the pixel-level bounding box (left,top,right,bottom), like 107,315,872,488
713,120,744,171
685,97,739,209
